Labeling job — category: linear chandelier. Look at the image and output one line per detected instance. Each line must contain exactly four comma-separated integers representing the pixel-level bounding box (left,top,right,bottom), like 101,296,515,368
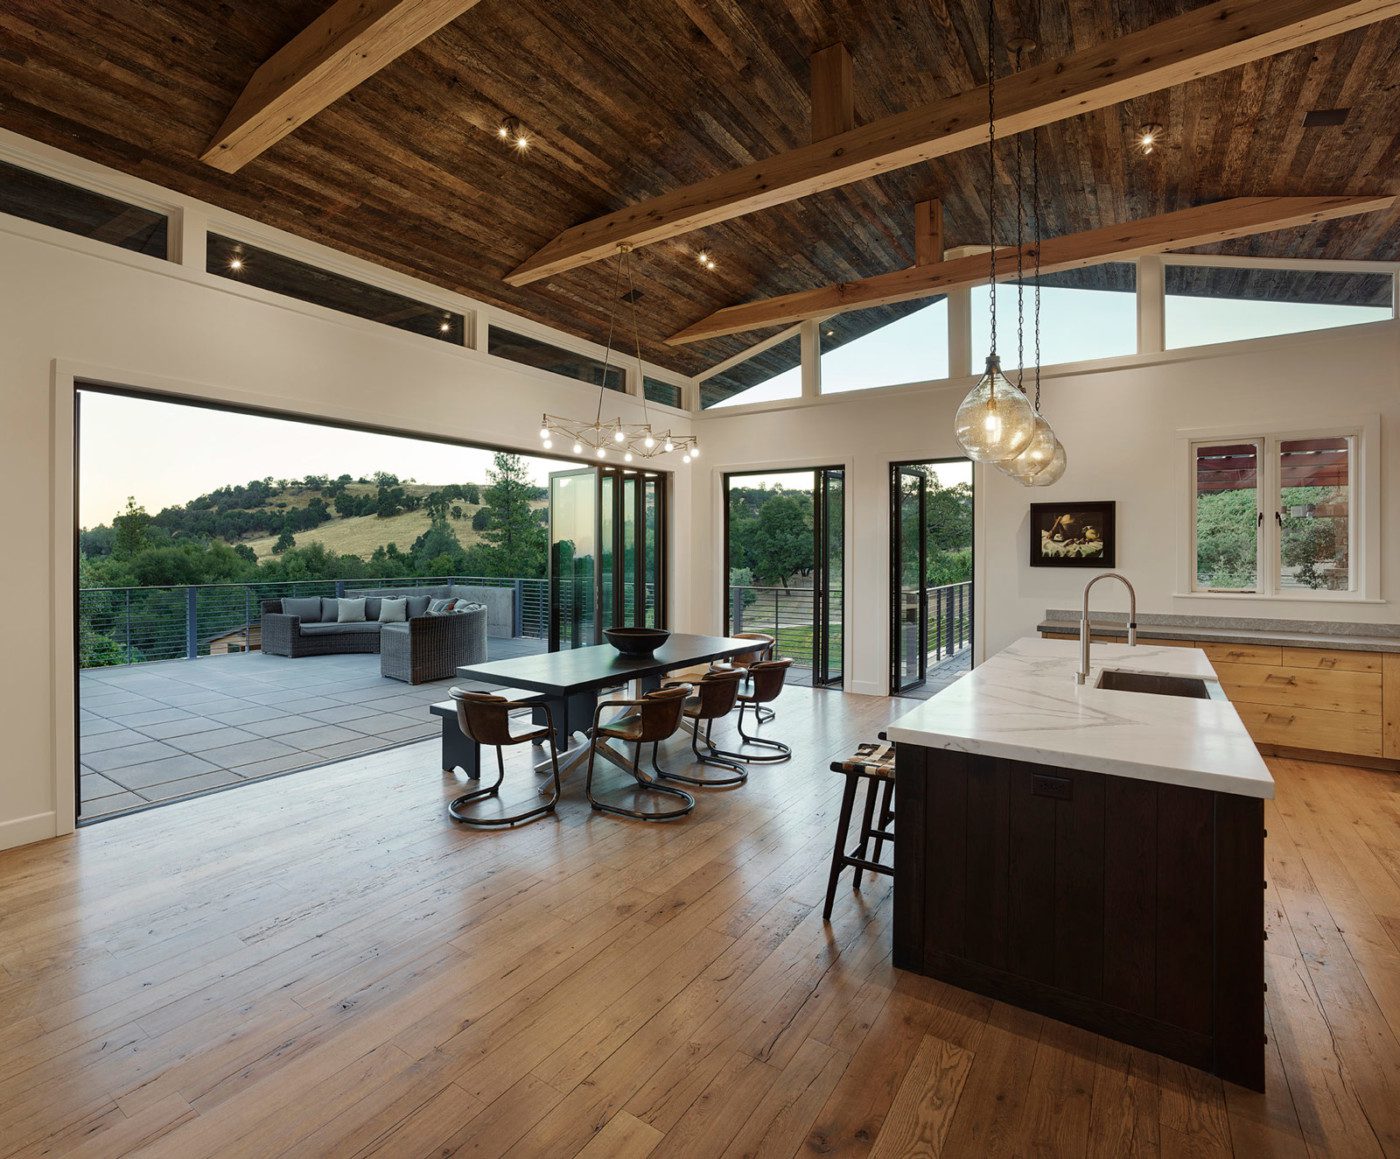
538,246,699,464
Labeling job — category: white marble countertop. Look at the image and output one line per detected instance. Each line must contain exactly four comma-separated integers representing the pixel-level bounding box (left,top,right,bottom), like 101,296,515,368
886,637,1275,799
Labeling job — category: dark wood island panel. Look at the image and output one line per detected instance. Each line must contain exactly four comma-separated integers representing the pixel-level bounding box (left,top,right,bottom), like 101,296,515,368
893,743,1265,1090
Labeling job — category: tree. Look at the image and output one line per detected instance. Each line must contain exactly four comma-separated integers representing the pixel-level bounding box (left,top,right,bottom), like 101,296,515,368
462,483,481,505
746,493,812,589
477,453,547,577
411,518,466,574
450,505,464,521
112,497,153,557
471,508,491,531
272,529,296,554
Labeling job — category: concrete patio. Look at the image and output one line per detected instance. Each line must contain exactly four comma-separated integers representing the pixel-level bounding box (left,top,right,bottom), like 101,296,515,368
78,636,546,818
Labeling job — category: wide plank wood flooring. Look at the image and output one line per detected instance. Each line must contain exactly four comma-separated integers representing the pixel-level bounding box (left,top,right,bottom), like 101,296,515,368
1,686,1398,1157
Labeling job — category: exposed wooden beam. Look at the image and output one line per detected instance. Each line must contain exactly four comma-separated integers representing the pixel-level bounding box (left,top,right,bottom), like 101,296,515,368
667,196,1394,344
915,199,943,266
810,43,854,142
203,0,485,172
507,0,1400,286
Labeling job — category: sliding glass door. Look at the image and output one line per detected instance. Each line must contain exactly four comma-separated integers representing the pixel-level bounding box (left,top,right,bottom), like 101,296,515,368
549,466,666,650
891,465,928,693
723,466,845,688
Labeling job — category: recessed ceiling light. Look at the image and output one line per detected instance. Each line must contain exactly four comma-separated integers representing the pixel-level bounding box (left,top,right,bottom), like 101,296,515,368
1136,123,1163,155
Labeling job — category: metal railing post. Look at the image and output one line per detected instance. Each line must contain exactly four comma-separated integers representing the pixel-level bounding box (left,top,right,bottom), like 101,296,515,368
186,586,198,659
514,579,524,638
335,580,346,598
731,586,744,633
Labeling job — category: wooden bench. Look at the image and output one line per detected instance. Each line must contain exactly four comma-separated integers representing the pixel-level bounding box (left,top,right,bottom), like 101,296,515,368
430,684,549,778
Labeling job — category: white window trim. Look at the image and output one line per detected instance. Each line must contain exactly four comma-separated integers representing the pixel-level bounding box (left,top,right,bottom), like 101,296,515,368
1175,415,1381,603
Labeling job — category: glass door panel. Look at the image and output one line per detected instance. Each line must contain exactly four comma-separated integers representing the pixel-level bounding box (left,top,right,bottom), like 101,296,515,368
892,466,928,693
599,472,615,632
643,478,660,627
549,467,598,651
814,467,844,686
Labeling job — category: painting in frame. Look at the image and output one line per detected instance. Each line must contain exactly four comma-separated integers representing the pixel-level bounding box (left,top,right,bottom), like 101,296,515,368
1029,501,1116,568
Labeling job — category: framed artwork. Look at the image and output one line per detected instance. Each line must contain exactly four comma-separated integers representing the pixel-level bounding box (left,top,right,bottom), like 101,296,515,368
1029,501,1116,568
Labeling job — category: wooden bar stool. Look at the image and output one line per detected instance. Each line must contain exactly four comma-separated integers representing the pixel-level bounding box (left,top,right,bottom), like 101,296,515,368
449,690,562,828
586,684,696,821
822,736,895,920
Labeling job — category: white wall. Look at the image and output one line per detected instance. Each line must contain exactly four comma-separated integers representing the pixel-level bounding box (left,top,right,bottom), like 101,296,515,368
688,321,1399,696
0,223,694,851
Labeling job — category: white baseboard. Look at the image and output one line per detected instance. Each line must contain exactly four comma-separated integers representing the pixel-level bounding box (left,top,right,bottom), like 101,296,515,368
0,811,58,852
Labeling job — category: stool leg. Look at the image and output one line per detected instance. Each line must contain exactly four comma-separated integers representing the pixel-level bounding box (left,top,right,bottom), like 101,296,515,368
823,774,860,922
868,778,894,876
852,777,881,890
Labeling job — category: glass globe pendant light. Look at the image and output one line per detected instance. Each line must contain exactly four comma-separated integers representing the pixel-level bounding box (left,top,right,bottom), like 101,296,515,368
954,2,1037,464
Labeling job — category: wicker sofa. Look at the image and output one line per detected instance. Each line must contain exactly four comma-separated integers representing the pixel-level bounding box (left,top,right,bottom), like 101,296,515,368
260,586,487,684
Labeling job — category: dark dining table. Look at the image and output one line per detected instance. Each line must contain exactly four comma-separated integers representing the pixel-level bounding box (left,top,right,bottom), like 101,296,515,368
454,633,761,774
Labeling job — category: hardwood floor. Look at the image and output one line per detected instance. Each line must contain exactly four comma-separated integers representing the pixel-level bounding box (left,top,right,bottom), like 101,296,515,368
1,687,1398,1157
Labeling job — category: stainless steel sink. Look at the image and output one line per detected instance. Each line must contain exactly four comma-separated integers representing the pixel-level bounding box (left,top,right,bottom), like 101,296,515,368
1096,669,1225,701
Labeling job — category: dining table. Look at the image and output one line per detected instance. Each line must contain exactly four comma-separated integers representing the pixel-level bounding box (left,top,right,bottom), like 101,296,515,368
454,632,762,777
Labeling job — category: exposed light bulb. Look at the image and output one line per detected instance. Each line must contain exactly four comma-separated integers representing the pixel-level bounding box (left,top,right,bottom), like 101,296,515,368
514,134,530,152
696,250,710,266
644,435,655,449
572,442,583,455
439,320,451,333
496,125,511,140
539,426,550,440
613,428,625,443
228,256,244,272
688,444,700,459
542,438,552,450
595,447,606,459
682,452,692,463
623,451,633,462
663,439,674,453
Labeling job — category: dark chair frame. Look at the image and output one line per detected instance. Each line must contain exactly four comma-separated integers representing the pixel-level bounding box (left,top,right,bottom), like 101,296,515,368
729,632,777,723
709,658,793,764
448,690,562,828
586,685,696,821
659,668,747,788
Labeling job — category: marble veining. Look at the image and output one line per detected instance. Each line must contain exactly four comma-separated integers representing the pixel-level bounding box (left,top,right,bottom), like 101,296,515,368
886,637,1275,799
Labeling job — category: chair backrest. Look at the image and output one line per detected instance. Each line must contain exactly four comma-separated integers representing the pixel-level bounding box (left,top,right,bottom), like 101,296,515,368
454,691,515,746
745,658,792,704
634,684,691,742
731,632,776,669
690,668,743,720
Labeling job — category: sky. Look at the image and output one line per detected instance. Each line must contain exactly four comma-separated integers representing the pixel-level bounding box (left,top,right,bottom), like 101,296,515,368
706,289,1390,409
77,392,566,529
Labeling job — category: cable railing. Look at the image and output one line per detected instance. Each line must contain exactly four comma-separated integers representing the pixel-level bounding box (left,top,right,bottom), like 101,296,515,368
78,575,549,668
896,580,973,667
727,584,842,670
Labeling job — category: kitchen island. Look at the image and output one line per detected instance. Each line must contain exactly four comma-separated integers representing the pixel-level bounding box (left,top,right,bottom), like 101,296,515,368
886,637,1273,1090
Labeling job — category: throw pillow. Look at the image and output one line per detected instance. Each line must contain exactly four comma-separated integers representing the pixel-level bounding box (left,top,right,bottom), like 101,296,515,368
453,601,484,614
405,595,431,618
337,597,367,623
427,597,454,616
281,596,322,622
378,597,408,624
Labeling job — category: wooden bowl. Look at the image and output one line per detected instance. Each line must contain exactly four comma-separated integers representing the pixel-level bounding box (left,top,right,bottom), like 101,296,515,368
603,627,671,657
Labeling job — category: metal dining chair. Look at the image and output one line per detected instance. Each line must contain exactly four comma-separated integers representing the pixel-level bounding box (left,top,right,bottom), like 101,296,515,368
659,667,747,787
711,657,793,763
730,632,778,722
448,689,562,827
586,684,696,821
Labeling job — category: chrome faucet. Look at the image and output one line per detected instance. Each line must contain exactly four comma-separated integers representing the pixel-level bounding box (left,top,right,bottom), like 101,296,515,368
1077,573,1137,685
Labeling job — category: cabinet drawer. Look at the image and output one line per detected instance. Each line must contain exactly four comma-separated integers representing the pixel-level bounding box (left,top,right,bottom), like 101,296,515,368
1214,662,1381,715
1279,646,1382,674
1202,643,1282,668
1236,704,1381,757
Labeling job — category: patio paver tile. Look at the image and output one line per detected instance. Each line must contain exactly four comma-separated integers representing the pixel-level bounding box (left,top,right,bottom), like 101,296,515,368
275,724,365,750
80,791,149,818
198,738,299,766
138,716,231,741
80,773,128,800
83,740,184,772
305,704,371,725
310,735,403,762
229,753,317,780
239,715,324,739
104,753,220,790
108,707,198,729
133,769,243,802
165,727,262,754
205,705,288,726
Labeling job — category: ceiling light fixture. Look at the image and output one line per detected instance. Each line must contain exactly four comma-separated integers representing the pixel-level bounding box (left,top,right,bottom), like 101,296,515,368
1137,123,1163,155
497,116,531,153
537,245,699,463
953,5,1037,463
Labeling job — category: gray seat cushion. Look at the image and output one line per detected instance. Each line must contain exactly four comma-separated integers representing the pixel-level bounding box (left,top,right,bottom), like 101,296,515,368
381,622,410,636
282,596,323,622
406,595,431,618
298,621,383,637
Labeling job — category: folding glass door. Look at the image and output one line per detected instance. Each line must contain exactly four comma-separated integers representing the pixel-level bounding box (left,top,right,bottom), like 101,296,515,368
549,466,665,650
723,466,844,688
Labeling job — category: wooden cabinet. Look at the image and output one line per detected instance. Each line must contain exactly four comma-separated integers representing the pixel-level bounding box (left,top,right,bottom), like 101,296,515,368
894,744,1265,1089
1041,629,1400,766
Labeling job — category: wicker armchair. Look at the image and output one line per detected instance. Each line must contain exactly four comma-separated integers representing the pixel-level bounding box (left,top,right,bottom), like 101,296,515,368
380,607,487,684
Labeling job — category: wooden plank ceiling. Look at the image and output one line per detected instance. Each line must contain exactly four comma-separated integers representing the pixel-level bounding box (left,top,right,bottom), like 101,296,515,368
0,0,1396,384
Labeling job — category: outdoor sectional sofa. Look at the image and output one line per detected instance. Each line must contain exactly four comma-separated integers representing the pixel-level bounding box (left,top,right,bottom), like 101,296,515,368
260,585,487,685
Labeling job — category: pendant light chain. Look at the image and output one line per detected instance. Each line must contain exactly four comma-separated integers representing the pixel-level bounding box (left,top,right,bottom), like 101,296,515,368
986,0,997,358
593,248,626,426
625,247,651,427
1033,121,1042,412
1014,59,1025,393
